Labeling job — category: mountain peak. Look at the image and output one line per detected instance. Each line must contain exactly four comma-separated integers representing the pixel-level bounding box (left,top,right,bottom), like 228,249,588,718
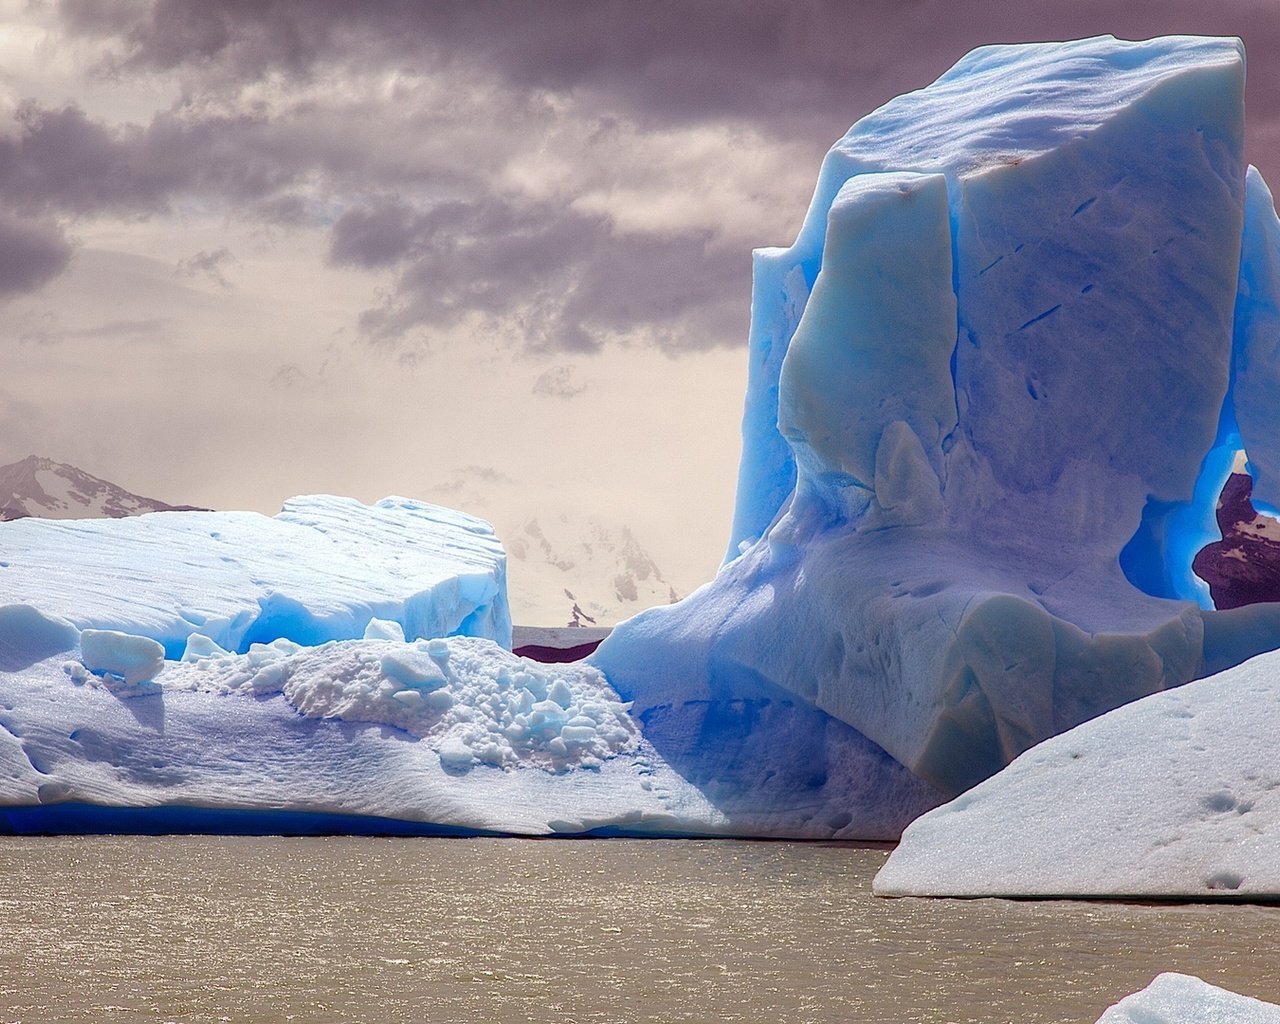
0,456,205,522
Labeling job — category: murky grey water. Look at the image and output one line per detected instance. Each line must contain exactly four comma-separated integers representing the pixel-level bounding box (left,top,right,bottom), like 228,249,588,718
0,837,1277,1023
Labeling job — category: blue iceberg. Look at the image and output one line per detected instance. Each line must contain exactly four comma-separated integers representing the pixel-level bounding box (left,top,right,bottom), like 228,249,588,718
598,34,1280,803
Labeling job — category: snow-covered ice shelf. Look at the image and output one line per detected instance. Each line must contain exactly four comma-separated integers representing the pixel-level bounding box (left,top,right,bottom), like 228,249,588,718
0,494,512,654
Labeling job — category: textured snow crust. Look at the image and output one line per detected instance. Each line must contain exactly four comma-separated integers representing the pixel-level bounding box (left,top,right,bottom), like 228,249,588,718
1097,973,1280,1024
162,634,639,773
874,650,1280,898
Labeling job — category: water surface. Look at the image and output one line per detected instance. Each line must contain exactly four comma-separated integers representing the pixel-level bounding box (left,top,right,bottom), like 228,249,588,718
1,837,1277,1022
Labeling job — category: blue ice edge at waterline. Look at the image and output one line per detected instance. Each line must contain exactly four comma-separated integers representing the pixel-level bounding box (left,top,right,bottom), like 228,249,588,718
0,804,720,839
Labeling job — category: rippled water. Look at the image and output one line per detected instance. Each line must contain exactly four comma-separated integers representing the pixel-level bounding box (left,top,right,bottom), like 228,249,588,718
0,837,1277,1023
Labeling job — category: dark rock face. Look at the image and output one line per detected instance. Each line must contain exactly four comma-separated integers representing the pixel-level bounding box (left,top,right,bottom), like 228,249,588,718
1193,473,1280,609
513,641,603,664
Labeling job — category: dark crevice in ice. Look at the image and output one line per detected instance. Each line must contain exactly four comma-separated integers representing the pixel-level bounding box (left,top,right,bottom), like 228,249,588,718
0,802,511,837
1016,304,1062,332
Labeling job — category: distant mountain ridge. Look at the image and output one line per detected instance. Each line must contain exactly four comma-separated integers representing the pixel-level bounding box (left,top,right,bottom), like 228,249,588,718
0,456,204,521
504,514,681,628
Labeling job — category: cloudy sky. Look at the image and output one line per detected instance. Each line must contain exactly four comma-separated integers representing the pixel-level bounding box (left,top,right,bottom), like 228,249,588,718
2,0,1278,597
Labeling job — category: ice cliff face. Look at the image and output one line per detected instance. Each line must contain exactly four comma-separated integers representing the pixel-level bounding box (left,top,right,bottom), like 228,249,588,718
0,495,513,655
598,35,1280,798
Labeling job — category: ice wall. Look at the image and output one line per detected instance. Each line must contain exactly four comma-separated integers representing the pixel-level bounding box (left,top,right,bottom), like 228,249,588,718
599,35,1280,800
0,495,513,656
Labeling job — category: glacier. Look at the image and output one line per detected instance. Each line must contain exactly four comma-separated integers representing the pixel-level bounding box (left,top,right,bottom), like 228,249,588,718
5,34,1280,841
1097,974,1280,1024
597,33,1280,804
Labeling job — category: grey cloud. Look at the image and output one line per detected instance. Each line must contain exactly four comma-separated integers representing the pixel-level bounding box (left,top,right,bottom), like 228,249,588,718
21,317,174,345
458,465,517,485
328,200,427,268
72,317,173,341
433,464,519,496
532,366,586,400
0,213,73,300
338,196,745,352
176,247,238,287
270,363,320,391
55,1,1280,171
0,93,492,226
0,101,181,216
39,0,1280,352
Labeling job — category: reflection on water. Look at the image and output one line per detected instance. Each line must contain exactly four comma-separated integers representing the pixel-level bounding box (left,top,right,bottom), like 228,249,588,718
0,837,1277,1023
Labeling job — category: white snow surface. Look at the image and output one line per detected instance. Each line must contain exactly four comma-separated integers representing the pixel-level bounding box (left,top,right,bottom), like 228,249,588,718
1097,974,1280,1024
0,494,512,655
874,649,1280,898
0,613,723,836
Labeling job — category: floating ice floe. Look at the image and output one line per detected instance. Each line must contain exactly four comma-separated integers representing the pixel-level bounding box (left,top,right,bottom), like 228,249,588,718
1,607,726,836
1096,973,1280,1024
874,650,1280,898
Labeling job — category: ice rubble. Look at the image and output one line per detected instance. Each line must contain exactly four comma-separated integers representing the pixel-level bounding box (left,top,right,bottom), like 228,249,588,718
1096,974,1280,1024
874,648,1280,898
1,605,731,836
161,634,639,772
598,33,1280,801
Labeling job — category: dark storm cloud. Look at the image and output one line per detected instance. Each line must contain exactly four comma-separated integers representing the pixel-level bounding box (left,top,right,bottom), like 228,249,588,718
0,101,293,216
57,0,1280,165
333,197,744,352
0,213,73,300
35,0,1280,352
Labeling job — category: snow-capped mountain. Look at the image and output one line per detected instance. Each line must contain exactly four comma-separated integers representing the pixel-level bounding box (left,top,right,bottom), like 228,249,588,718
0,456,204,521
503,514,682,627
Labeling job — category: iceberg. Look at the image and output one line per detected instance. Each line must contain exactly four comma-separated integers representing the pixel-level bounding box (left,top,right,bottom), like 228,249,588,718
0,494,513,655
873,648,1280,898
1,617,731,836
1096,973,1280,1024
597,34,1280,806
